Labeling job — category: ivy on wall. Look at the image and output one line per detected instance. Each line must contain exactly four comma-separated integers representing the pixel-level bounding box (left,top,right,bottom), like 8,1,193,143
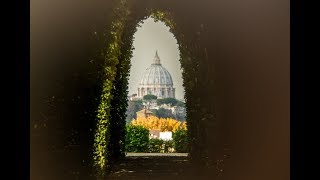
108,4,136,163
92,0,130,178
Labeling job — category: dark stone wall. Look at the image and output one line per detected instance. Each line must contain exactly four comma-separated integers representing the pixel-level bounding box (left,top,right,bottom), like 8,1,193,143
31,0,289,179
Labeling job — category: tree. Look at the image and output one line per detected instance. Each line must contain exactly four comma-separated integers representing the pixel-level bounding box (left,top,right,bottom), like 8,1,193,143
131,116,187,132
175,113,186,121
176,100,185,107
155,108,175,119
157,97,177,106
143,94,157,109
143,94,157,101
125,100,143,123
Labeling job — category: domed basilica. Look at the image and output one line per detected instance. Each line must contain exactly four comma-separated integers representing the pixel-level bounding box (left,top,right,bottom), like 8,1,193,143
137,51,175,99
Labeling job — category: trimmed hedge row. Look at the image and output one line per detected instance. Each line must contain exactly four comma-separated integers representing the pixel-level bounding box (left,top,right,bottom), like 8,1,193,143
125,125,188,153
125,125,150,152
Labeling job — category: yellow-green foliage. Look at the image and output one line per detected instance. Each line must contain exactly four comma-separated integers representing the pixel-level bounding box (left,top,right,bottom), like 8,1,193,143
150,10,176,30
131,116,187,132
93,0,130,177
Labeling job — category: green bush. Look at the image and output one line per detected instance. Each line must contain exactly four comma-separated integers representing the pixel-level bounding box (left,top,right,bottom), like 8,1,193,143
163,140,174,153
125,125,149,152
148,138,174,153
172,128,189,153
148,138,164,152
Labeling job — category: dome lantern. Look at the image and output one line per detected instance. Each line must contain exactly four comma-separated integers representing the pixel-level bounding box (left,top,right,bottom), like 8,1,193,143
153,50,161,65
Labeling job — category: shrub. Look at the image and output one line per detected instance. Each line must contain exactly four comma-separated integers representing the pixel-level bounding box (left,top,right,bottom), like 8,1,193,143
125,125,149,152
163,140,174,153
148,138,174,153
148,138,164,152
172,128,189,153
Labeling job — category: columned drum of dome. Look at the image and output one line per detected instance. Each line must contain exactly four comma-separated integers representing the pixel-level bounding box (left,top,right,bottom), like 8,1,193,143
137,51,176,99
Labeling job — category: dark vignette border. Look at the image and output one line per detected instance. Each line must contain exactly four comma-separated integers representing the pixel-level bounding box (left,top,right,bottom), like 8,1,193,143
13,0,30,179
291,0,305,179
7,0,299,179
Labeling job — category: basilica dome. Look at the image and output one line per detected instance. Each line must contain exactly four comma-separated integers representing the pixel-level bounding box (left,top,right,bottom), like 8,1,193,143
139,52,173,86
137,51,175,99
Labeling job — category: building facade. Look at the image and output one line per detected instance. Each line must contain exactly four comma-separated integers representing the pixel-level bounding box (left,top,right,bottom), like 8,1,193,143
137,51,175,99
136,108,154,119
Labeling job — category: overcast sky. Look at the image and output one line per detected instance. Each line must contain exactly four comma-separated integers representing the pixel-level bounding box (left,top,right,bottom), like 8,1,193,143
128,17,184,100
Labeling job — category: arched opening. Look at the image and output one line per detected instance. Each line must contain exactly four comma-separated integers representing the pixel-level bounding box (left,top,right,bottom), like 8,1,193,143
92,1,214,178
125,17,188,156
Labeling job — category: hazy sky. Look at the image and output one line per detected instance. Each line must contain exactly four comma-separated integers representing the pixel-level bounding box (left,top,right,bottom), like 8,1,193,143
128,17,184,100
